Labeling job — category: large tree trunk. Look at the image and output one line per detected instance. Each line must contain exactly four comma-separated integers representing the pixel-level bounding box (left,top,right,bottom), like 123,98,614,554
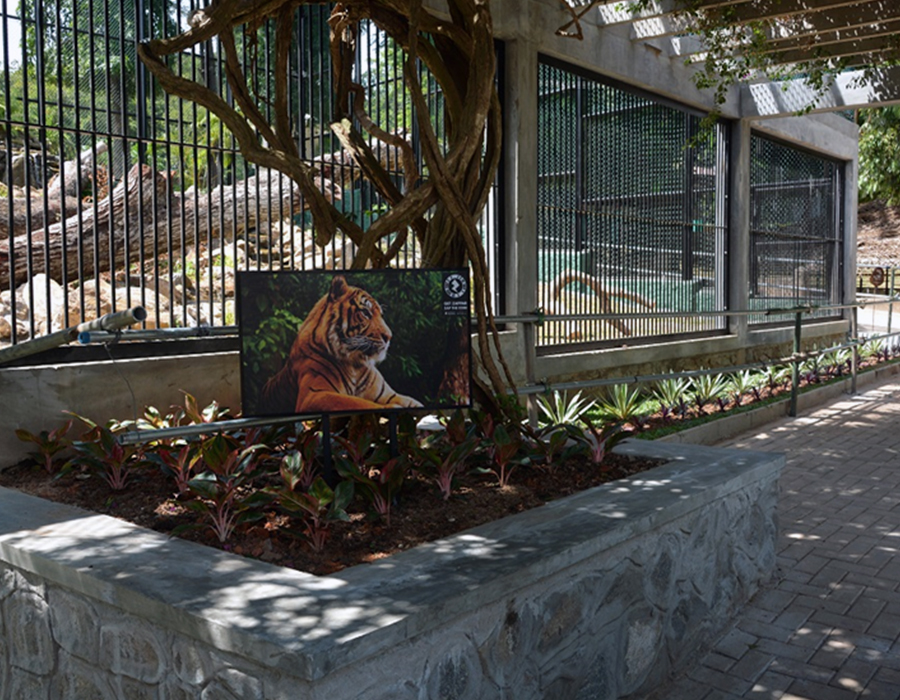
0,165,340,289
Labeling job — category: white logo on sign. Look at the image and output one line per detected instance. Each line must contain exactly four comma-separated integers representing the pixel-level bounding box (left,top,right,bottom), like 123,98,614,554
444,273,467,299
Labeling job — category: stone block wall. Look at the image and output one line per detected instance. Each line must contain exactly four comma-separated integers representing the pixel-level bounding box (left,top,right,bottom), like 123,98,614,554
0,441,783,699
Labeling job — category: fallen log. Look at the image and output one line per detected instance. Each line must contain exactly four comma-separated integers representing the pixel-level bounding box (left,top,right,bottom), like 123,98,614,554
0,164,341,289
0,143,109,238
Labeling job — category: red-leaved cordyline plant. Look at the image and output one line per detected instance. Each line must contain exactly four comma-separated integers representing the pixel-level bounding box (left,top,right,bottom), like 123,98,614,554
483,422,529,488
179,391,230,429
64,418,144,491
273,477,354,553
279,449,320,492
568,418,626,467
528,424,571,468
184,434,270,544
413,435,478,501
439,409,470,446
146,442,202,498
336,444,409,527
15,419,73,474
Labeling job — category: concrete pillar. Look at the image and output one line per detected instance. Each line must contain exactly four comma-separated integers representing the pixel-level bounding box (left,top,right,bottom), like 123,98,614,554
843,147,859,310
729,118,752,354
502,38,539,325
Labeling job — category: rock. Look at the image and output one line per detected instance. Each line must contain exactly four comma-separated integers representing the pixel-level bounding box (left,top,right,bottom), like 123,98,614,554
113,288,168,329
17,274,65,335
69,279,113,322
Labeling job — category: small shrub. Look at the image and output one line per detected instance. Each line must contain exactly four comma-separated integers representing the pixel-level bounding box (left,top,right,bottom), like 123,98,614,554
726,369,756,407
567,418,625,466
598,384,644,423
65,420,144,492
146,441,202,497
691,372,727,415
337,444,409,527
536,390,595,427
651,377,691,412
15,419,73,474
184,435,270,544
413,434,478,500
273,477,354,553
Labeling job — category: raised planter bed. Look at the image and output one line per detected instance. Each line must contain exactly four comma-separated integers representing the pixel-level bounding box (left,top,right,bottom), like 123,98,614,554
0,440,782,699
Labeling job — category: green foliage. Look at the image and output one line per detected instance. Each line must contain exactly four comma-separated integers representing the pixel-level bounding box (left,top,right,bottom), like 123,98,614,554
650,377,691,410
597,384,644,423
567,419,626,467
279,450,319,493
527,425,573,468
15,419,73,474
64,417,144,491
536,390,595,427
859,107,900,205
336,444,409,526
185,435,271,544
726,370,756,407
690,372,727,414
145,442,202,498
412,433,478,501
272,477,354,553
480,422,529,488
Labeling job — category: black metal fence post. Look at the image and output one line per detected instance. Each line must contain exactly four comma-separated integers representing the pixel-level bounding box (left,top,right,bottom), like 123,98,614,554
789,311,802,417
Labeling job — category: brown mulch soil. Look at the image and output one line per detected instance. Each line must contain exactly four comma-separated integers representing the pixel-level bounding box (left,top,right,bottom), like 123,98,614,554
0,450,661,576
857,199,900,265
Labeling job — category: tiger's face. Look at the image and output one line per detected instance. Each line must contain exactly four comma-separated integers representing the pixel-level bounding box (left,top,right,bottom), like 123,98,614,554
324,276,392,364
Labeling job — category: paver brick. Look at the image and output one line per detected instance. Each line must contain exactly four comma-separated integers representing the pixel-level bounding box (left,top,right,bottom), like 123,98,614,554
810,609,872,635
829,658,879,693
788,621,833,650
860,679,900,700
808,643,856,672
729,650,775,683
686,665,753,696
714,627,760,661
704,652,737,673
754,638,816,664
752,589,799,614
769,657,835,685
747,670,793,699
737,616,795,644
784,677,857,700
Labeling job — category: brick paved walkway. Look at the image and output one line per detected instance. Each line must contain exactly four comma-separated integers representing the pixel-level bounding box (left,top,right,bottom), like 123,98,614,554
652,379,900,700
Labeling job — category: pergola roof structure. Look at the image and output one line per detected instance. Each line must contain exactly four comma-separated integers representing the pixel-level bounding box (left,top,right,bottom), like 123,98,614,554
558,0,900,117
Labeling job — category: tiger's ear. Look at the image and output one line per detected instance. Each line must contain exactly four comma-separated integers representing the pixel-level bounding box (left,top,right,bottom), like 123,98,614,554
329,275,348,300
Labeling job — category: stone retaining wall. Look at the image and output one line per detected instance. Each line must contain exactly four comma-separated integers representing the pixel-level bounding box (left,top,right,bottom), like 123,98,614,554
0,441,783,699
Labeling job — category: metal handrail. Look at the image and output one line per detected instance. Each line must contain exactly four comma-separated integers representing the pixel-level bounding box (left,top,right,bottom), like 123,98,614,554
74,297,900,444
75,299,872,346
0,307,147,366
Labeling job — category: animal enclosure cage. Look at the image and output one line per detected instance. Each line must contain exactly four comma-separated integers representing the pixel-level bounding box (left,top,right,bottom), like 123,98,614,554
748,134,844,324
536,58,729,350
0,2,848,363
0,1,501,353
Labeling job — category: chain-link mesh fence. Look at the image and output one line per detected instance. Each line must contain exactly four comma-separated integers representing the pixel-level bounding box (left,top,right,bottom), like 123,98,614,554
749,134,843,323
536,59,728,349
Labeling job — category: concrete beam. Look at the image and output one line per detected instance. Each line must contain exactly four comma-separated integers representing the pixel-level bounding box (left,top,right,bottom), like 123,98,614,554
741,66,900,118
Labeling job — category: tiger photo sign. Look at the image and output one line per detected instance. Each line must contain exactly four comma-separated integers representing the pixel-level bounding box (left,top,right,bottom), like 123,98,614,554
238,269,472,417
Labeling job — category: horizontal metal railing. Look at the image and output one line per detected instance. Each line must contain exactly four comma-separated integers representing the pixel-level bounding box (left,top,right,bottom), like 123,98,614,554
109,297,900,444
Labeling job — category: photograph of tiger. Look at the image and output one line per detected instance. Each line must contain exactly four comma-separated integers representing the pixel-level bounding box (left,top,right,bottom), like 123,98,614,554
238,270,471,417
